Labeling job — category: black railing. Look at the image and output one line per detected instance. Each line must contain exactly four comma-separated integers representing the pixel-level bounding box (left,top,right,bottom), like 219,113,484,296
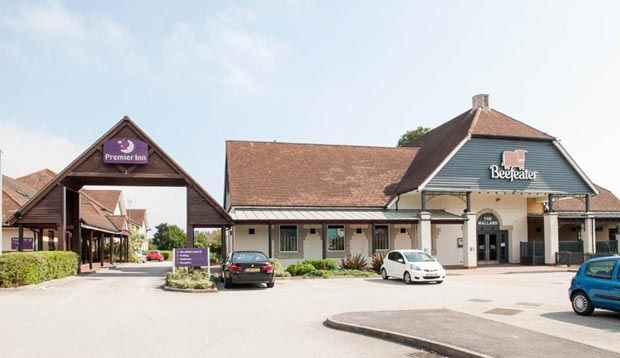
596,241,619,254
520,242,545,265
556,251,616,266
559,241,583,253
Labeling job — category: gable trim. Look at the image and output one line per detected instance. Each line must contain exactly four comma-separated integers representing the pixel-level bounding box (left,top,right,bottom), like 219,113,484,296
552,141,599,195
418,134,472,191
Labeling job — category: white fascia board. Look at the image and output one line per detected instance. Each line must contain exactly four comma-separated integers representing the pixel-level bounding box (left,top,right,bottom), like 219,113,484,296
418,134,472,191
552,141,599,195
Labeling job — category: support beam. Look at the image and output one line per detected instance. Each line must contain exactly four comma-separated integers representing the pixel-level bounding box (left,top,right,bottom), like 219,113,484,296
38,227,44,251
548,194,554,213
584,216,596,253
110,237,114,265
462,212,477,268
417,212,432,254
421,191,427,212
465,192,472,213
99,233,104,267
126,236,129,262
18,224,24,252
89,230,94,270
221,226,227,259
268,223,273,258
187,225,194,248
322,223,327,259
585,194,591,213
371,223,376,253
69,190,81,273
543,212,559,264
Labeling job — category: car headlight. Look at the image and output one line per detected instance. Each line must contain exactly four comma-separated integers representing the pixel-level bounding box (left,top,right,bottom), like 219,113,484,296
410,264,421,270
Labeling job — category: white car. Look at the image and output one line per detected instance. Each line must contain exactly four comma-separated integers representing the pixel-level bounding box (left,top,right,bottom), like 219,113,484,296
380,250,446,284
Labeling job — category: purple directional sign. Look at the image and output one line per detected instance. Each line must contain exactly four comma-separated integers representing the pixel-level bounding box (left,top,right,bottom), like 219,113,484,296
11,237,34,250
103,138,149,165
174,248,209,267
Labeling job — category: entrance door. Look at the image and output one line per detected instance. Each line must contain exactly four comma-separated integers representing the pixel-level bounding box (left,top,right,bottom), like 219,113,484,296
499,231,509,264
477,234,499,264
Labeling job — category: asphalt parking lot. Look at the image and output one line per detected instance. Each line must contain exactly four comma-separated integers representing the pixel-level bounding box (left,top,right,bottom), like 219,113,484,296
0,262,618,358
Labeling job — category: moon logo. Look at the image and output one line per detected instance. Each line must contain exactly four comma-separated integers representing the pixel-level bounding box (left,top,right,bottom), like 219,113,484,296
119,139,135,154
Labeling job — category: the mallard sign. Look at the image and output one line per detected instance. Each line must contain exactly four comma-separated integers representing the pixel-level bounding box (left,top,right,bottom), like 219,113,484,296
489,150,539,181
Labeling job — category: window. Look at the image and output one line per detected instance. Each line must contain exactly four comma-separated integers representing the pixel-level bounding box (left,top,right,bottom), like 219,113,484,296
310,228,316,235
248,228,255,235
404,251,435,263
400,228,406,234
328,225,345,251
356,228,363,234
586,260,616,279
279,226,298,252
374,225,389,251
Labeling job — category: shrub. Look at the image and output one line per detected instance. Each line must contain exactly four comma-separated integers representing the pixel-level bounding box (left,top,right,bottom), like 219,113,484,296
303,259,338,271
371,252,386,273
305,269,375,279
0,252,78,288
286,262,317,276
270,258,291,277
166,268,214,290
160,251,171,261
340,253,369,270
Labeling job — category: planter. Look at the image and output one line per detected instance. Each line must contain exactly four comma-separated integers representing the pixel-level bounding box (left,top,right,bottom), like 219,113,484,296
163,285,218,293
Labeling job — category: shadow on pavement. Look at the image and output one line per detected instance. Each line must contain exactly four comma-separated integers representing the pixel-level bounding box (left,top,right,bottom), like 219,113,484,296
90,265,170,278
363,278,440,286
541,311,620,332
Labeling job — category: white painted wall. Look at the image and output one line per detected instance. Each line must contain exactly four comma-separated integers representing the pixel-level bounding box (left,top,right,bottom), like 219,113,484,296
398,191,529,265
2,228,60,252
349,232,369,259
303,226,322,260
233,225,269,254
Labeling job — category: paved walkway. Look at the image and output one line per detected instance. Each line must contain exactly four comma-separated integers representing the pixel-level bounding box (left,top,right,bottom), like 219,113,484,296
446,265,574,276
328,309,620,358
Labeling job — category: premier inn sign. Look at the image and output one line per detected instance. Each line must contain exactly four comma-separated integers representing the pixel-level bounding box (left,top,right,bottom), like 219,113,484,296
489,150,539,182
103,138,149,165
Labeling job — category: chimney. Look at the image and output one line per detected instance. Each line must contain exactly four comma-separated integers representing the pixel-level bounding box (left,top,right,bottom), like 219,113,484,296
472,94,489,109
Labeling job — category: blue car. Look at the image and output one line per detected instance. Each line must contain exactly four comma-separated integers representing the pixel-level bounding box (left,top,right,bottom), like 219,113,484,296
569,256,620,316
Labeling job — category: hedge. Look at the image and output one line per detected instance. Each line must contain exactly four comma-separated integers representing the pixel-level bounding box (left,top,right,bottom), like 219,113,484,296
0,252,79,288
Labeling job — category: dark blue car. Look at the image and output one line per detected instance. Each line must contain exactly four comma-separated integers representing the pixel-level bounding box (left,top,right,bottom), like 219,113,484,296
569,256,620,316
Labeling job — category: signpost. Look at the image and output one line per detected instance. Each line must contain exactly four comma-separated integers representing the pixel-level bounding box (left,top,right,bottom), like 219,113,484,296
11,237,34,251
172,247,210,275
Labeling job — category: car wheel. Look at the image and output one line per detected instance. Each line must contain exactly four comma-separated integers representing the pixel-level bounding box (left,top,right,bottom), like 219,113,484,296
572,292,594,316
404,271,412,284
381,268,389,280
267,282,275,288
224,278,233,289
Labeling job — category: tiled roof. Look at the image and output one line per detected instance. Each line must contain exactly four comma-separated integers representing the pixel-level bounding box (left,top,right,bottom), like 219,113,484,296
226,141,418,207
107,215,129,233
2,175,38,223
127,209,147,227
470,108,554,140
81,190,122,213
80,201,118,233
555,185,620,212
16,169,57,191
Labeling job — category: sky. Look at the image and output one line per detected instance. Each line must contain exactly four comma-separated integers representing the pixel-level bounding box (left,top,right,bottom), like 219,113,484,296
1,0,619,229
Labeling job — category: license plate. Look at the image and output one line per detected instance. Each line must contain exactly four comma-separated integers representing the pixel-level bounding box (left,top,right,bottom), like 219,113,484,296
245,268,260,273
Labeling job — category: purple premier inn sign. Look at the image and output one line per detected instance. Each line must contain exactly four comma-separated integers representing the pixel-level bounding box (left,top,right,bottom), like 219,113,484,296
11,237,34,250
174,248,209,267
103,138,149,165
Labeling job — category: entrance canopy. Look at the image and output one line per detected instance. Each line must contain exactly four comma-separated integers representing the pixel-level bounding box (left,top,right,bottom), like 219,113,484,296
8,117,231,253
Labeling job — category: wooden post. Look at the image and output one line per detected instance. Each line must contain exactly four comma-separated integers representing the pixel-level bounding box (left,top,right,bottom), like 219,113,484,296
466,192,472,213
99,233,104,267
125,236,129,262
38,227,44,251
221,226,227,260
268,223,272,258
110,237,114,265
371,223,376,254
421,191,427,212
18,224,24,252
88,230,94,270
187,225,194,248
70,190,81,273
322,222,327,259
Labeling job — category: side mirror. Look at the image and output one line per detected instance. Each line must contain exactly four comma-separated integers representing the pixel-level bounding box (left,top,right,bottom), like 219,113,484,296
397,258,404,264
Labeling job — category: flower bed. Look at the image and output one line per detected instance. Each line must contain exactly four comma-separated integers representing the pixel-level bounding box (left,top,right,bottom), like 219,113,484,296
285,259,376,279
165,268,215,290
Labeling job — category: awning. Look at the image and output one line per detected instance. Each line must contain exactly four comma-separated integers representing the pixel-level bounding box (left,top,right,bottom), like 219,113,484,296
230,208,464,223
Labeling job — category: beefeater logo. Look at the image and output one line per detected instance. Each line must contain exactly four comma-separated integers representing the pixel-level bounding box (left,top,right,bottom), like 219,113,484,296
502,150,527,170
489,149,538,181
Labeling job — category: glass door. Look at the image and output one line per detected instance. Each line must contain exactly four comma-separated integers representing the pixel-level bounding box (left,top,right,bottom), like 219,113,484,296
477,234,486,261
488,234,498,261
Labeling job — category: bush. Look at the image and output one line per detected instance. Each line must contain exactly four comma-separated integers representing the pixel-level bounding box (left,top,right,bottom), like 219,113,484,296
286,262,317,276
305,269,375,279
270,258,291,277
371,252,386,273
304,259,338,271
0,252,78,288
160,251,172,261
340,253,369,270
166,268,214,290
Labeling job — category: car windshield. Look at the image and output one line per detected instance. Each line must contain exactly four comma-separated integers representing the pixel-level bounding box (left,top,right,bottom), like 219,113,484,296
404,252,435,262
233,252,268,263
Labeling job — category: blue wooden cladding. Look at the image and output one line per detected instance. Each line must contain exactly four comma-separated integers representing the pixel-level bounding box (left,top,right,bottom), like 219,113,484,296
425,138,593,194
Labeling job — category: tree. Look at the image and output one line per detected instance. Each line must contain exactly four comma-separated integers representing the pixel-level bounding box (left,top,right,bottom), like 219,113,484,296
152,223,187,250
397,126,431,147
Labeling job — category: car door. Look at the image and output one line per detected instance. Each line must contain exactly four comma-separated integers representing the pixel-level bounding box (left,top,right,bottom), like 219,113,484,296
584,259,616,309
384,252,395,275
609,261,620,309
392,252,406,278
